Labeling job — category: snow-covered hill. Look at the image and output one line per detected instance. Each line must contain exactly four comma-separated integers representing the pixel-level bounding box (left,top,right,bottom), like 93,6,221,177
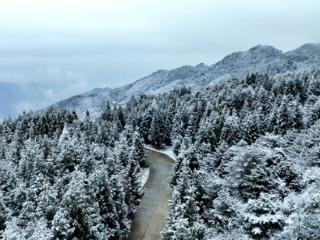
51,43,320,117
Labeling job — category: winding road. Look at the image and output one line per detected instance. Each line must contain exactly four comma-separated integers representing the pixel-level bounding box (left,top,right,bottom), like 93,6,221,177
129,149,174,240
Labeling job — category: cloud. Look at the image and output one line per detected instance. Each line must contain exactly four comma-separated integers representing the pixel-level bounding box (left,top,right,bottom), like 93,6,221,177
0,72,24,83
13,101,35,114
0,0,319,118
34,67,92,103
0,67,94,115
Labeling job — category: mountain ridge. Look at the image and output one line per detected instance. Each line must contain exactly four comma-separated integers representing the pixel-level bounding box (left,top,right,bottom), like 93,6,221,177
51,43,320,117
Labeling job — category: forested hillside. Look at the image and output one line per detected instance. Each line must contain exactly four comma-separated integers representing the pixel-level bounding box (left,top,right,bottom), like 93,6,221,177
1,69,320,239
123,70,320,239
0,109,147,239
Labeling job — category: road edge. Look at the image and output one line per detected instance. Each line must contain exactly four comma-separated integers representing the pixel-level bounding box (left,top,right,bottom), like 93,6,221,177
144,145,176,162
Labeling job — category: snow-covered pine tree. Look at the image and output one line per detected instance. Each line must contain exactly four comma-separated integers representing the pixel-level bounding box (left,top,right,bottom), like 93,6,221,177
162,158,205,240
241,193,284,239
131,130,147,168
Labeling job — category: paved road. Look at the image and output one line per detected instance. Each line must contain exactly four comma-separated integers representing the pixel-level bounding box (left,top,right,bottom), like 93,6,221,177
129,150,173,240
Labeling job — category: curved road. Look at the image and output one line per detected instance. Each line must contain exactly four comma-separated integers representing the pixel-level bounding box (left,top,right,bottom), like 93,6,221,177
129,149,173,240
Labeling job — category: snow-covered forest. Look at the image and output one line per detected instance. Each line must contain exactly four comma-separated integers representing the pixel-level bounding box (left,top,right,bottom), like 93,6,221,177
0,109,147,239
1,70,320,239
124,70,320,239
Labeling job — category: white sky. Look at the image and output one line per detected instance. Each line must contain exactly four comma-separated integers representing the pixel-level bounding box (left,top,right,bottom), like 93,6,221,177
0,0,319,104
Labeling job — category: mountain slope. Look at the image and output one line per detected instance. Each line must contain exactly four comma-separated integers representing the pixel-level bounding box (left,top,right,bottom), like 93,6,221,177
51,43,320,117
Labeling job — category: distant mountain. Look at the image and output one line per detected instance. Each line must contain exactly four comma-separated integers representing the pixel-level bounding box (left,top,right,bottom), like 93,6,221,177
51,43,320,118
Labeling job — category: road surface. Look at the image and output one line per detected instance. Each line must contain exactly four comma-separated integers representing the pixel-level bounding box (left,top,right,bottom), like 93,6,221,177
129,149,173,240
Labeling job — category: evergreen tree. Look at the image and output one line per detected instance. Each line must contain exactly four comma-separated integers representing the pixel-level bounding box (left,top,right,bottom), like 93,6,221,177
90,167,118,235
139,108,153,143
243,113,260,144
276,97,290,134
0,193,6,232
58,124,70,144
61,171,109,239
115,137,130,168
173,135,182,156
51,208,74,239
280,186,320,240
225,146,277,201
206,189,237,233
111,176,131,240
242,193,284,239
308,100,320,126
102,102,113,122
162,159,205,240
125,155,143,216
220,115,242,145
291,103,304,130
131,130,148,168
149,109,167,148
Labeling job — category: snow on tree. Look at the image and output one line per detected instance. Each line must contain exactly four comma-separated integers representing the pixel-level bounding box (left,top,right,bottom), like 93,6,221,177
149,109,167,148
241,193,284,239
1,70,320,239
0,192,7,232
51,208,74,239
0,108,143,239
125,153,143,215
279,185,320,240
58,124,70,144
162,158,205,240
131,130,148,168
276,97,290,134
220,115,242,145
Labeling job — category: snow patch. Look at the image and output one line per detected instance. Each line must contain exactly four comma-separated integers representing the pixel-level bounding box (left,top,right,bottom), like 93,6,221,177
139,167,150,187
145,145,177,161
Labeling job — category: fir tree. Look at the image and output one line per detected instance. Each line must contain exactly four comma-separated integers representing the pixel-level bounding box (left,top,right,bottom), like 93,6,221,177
291,103,304,130
162,159,205,240
242,193,284,239
276,97,290,134
131,130,148,168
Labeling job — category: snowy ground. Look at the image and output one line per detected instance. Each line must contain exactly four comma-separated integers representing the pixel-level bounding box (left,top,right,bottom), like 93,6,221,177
144,145,177,161
139,145,176,189
139,167,150,187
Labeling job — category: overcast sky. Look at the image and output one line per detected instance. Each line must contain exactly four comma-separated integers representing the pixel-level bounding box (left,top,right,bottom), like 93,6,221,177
0,0,319,107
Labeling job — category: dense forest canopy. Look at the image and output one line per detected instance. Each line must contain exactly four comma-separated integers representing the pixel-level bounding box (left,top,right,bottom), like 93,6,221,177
0,109,147,239
123,70,320,239
1,70,320,239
